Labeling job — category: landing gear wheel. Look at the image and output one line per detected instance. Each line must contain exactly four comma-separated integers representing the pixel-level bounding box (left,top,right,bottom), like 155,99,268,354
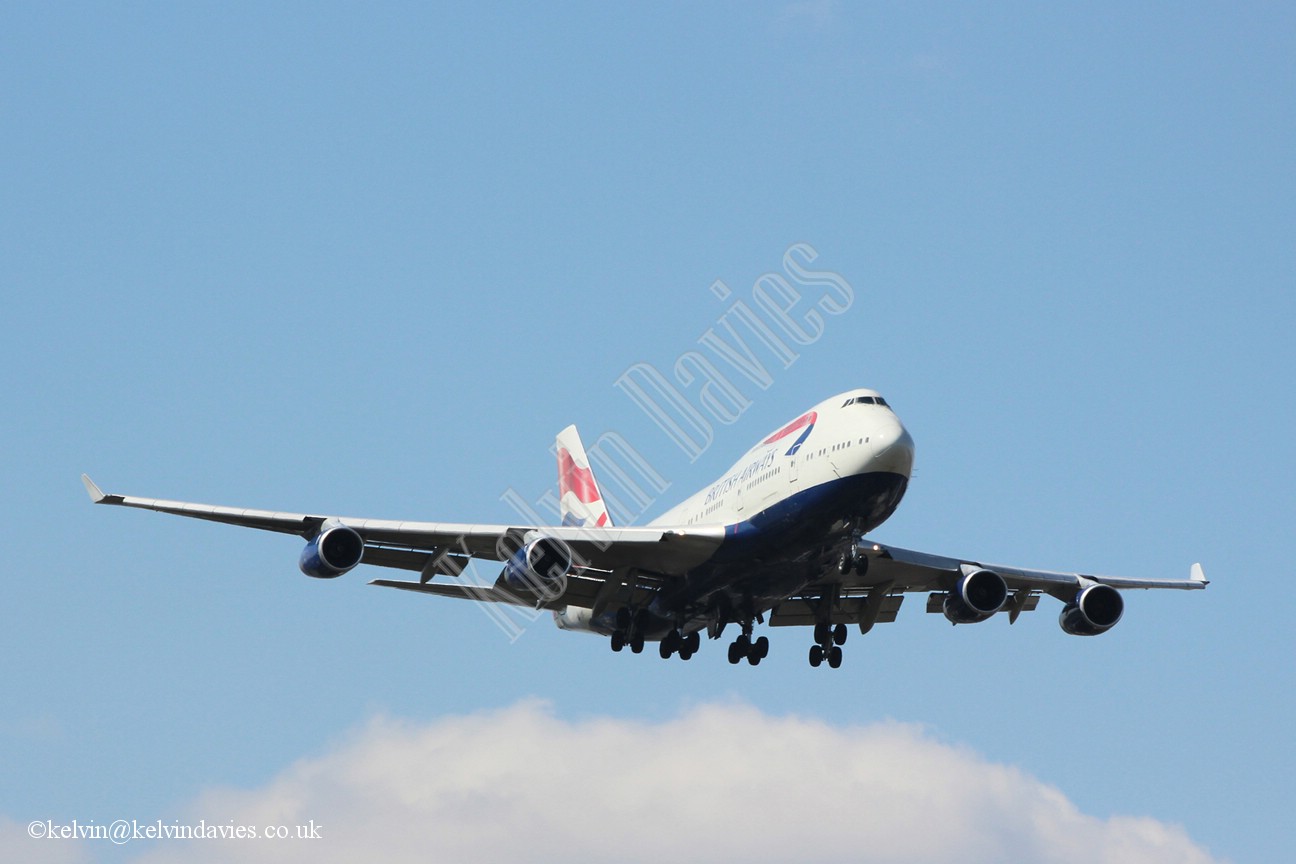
828,645,843,668
838,550,853,575
727,641,743,665
833,624,848,646
685,631,701,654
659,640,673,660
809,644,824,667
754,636,769,659
814,622,830,645
630,633,645,654
747,650,761,666
611,632,625,652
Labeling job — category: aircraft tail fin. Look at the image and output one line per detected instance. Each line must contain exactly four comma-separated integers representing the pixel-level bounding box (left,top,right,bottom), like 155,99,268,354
556,425,613,528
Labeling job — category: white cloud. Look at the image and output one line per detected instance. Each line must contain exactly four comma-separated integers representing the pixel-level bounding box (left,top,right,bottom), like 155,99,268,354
10,701,1225,864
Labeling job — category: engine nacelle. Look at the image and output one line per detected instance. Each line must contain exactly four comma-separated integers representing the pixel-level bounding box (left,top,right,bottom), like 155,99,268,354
1059,583,1124,636
553,606,599,633
299,524,364,579
500,536,573,595
942,567,1008,624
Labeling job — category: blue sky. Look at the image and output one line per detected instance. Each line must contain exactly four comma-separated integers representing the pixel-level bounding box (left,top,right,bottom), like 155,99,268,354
2,3,1292,862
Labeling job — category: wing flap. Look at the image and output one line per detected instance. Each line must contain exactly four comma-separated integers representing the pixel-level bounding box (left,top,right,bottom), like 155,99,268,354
769,594,904,627
926,591,1041,615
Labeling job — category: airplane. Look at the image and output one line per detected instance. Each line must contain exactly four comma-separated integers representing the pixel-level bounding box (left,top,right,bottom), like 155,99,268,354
81,388,1206,668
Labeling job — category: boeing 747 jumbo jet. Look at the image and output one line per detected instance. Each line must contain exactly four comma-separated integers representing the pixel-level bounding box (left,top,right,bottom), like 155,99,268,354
82,389,1206,668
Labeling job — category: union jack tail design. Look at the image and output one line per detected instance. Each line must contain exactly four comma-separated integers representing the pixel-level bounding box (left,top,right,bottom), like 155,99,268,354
556,425,613,528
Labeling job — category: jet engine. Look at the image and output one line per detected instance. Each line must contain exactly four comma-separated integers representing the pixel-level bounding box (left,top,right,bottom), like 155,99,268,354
500,536,573,594
942,567,1008,624
299,524,364,578
1059,583,1124,636
553,606,600,633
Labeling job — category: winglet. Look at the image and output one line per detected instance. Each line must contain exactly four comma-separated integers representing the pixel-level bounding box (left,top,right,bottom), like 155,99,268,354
81,474,106,504
1190,562,1208,586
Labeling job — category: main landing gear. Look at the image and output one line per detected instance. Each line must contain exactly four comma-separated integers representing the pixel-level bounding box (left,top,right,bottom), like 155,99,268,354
608,608,774,666
610,608,646,654
728,633,769,665
727,619,769,666
808,622,846,669
659,628,701,661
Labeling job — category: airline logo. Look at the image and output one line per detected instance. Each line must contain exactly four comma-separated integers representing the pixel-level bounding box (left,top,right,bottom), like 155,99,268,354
559,447,610,527
763,411,817,455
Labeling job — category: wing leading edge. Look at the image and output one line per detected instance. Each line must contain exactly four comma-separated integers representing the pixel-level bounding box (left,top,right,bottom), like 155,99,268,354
868,542,1208,593
79,474,723,576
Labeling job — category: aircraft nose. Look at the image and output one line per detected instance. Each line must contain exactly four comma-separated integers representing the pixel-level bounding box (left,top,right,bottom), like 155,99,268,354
873,421,915,476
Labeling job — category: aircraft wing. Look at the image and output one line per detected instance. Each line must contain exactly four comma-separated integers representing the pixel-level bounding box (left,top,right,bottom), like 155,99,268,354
776,540,1205,633
80,475,723,576
860,542,1208,594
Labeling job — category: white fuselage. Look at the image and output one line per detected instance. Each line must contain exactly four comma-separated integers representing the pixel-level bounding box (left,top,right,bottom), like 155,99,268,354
650,389,915,531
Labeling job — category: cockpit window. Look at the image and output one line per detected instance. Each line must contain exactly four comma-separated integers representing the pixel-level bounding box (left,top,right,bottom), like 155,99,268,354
844,395,885,407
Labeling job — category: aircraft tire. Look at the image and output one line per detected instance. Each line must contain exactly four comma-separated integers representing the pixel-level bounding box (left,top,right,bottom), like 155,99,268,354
828,646,843,669
809,644,823,667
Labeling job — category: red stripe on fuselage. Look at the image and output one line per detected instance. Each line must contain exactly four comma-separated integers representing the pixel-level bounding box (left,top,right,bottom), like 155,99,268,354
762,411,817,445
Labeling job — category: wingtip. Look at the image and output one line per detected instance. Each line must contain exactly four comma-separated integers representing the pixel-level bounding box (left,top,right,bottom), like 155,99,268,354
81,473,106,504
1190,562,1209,585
